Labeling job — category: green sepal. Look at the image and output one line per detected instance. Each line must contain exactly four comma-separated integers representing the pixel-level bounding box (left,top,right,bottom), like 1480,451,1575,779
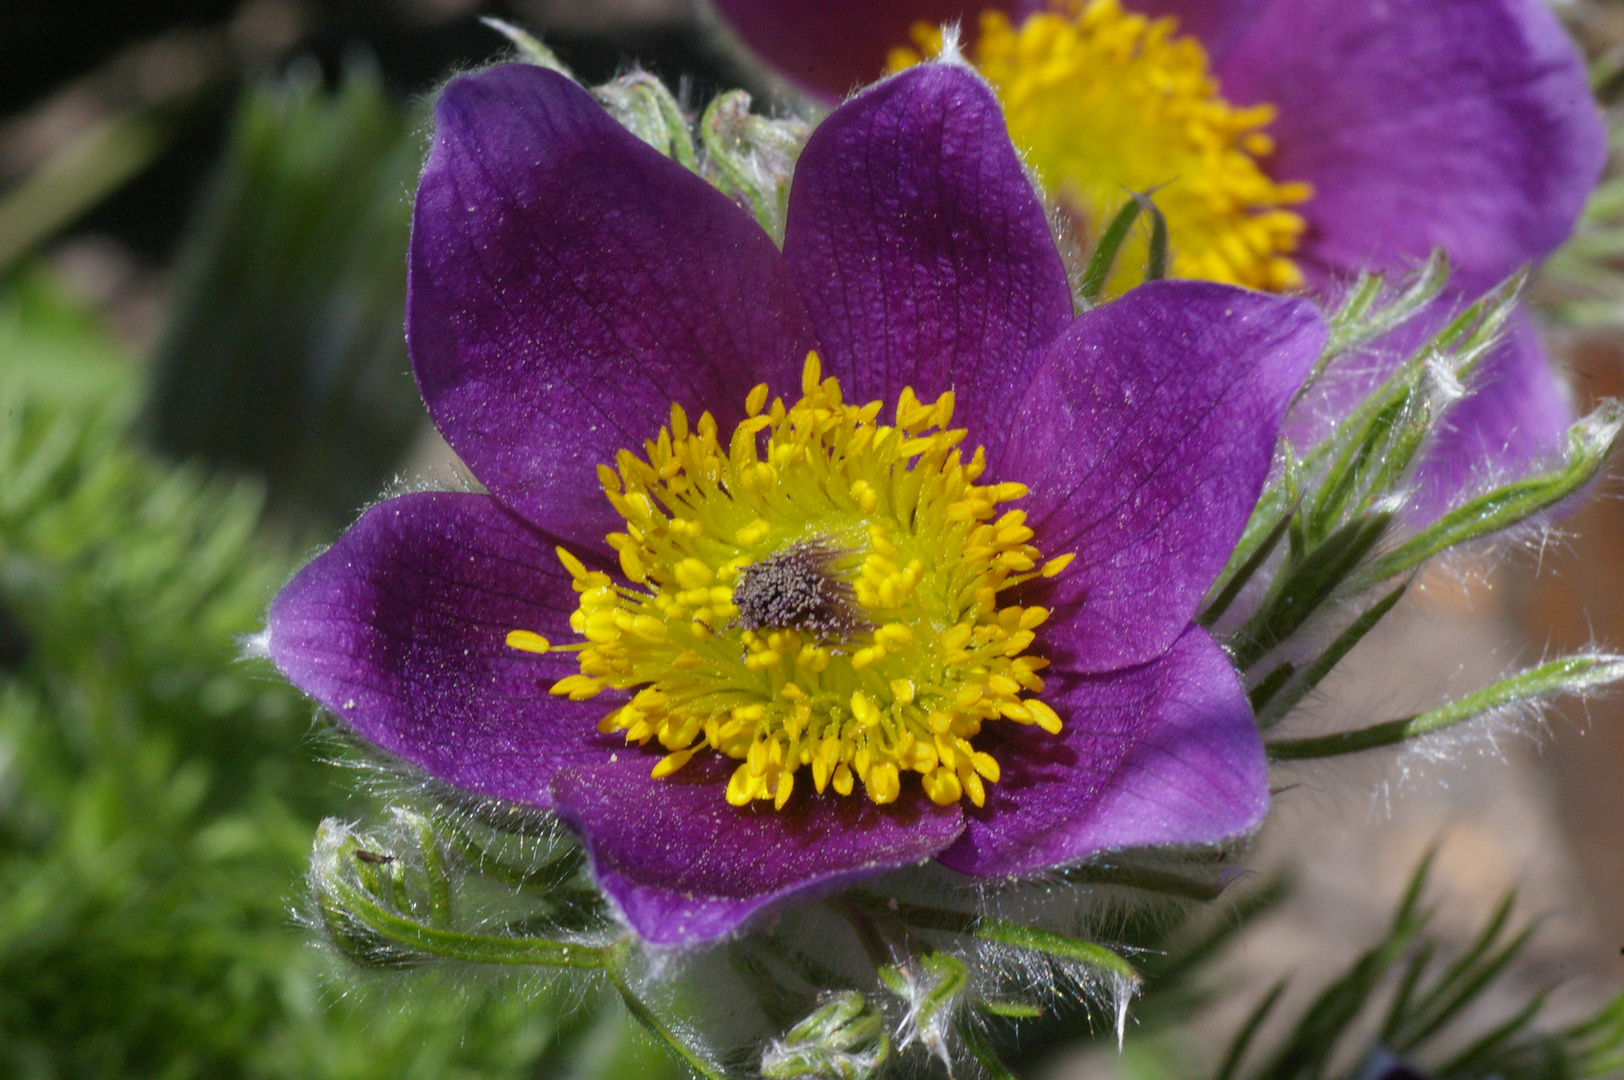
864,894,1140,988
480,17,574,76
1077,189,1169,302
1078,198,1143,302
1265,653,1624,761
1228,512,1392,672
1311,249,1451,380
308,820,606,970
1356,401,1624,588
1251,582,1409,726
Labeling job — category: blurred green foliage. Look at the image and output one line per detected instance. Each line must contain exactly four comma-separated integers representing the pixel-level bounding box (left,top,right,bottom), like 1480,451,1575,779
0,274,615,1079
142,64,425,531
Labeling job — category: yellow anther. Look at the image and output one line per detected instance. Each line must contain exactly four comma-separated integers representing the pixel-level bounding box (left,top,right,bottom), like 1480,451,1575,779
801,351,822,395
1041,553,1075,577
651,748,696,779
745,382,770,417
922,767,962,806
674,558,713,590
1027,698,1063,735
735,519,772,545
505,630,551,654
963,770,986,808
556,547,589,581
850,691,880,729
876,623,914,648
726,763,756,806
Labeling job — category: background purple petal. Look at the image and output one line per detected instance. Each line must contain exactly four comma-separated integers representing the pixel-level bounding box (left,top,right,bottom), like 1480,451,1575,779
550,755,964,945
710,0,1028,101
938,626,1266,877
1002,281,1324,675
1212,0,1604,297
266,492,612,808
782,63,1073,452
409,64,814,556
1409,310,1574,523
1125,0,1271,65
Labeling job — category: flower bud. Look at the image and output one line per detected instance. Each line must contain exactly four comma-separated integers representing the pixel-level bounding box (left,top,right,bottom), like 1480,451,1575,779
762,991,890,1080
878,952,967,1068
307,818,421,969
592,72,696,167
698,90,809,242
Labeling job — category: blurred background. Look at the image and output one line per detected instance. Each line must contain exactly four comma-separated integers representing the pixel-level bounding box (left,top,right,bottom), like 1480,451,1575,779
3,0,1624,1077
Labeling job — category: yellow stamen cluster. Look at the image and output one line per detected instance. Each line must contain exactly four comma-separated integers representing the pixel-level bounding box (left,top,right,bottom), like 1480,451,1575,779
889,0,1312,296
533,353,1071,810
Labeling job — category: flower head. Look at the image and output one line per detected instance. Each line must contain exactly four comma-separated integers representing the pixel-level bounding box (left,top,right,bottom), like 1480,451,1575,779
712,0,1606,520
267,60,1324,945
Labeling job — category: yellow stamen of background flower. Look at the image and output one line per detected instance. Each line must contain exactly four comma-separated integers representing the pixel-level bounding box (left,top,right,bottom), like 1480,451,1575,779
888,0,1312,296
531,352,1069,810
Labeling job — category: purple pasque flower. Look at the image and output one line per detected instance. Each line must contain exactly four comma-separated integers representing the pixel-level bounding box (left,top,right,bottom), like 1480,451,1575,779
710,0,1606,521
266,60,1325,946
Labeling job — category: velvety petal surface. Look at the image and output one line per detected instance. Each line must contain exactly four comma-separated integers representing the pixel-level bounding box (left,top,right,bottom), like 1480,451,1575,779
1409,309,1573,523
1125,0,1269,65
782,63,1073,451
1212,0,1604,297
267,492,611,808
409,64,814,553
938,626,1265,877
1002,281,1323,675
710,0,1028,101
550,755,964,945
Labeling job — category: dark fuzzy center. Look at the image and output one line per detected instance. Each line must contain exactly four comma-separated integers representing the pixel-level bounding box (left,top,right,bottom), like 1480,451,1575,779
732,543,865,640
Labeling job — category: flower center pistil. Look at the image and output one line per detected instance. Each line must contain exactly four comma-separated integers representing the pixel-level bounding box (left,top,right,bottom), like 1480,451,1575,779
889,0,1312,296
512,354,1071,811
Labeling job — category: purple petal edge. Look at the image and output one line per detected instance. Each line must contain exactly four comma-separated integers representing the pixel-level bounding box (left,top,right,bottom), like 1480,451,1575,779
938,626,1267,877
783,62,1073,453
1004,280,1324,674
550,755,963,945
266,492,612,808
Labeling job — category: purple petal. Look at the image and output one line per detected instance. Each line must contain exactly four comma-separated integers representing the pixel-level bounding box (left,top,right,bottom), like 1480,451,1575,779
550,755,964,945
1409,309,1573,523
266,492,612,808
1003,281,1324,675
1124,0,1272,64
409,64,814,553
938,626,1265,877
710,0,1028,101
782,63,1073,451
1213,0,1604,296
